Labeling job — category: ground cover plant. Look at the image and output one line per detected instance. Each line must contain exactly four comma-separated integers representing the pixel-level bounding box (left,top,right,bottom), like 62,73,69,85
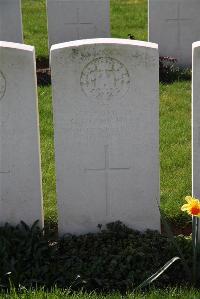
0,221,193,292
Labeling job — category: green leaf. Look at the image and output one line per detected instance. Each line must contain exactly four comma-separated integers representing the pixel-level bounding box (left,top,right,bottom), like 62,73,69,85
192,216,200,284
159,204,192,281
135,256,180,290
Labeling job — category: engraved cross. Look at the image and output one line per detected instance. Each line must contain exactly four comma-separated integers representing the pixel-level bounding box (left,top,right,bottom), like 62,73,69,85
64,8,93,39
165,3,192,58
166,3,192,25
0,118,10,178
85,145,130,216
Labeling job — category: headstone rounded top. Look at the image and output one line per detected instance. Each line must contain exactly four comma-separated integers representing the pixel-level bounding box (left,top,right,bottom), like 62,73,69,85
0,41,34,52
193,41,200,50
51,38,158,52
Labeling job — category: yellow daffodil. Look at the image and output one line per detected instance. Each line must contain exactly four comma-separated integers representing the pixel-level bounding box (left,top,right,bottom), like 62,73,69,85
181,196,200,216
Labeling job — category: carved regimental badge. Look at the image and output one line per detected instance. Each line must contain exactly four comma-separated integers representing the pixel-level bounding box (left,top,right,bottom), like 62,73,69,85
0,71,6,100
80,57,130,101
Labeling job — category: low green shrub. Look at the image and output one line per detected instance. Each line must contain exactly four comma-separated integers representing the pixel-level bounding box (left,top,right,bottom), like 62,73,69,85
0,221,193,292
159,56,191,83
0,221,55,289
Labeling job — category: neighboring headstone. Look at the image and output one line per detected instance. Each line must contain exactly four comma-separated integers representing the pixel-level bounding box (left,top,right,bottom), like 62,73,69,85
51,38,160,235
46,0,110,47
149,0,200,67
192,42,200,199
0,0,23,43
0,42,43,227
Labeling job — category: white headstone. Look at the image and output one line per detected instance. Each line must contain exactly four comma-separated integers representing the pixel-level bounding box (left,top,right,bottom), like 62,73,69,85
0,42,43,227
51,38,160,235
0,0,23,43
46,0,110,47
192,42,200,199
149,0,200,67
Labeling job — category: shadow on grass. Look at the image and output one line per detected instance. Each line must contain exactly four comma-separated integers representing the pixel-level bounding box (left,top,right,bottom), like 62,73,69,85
159,57,191,84
160,68,191,84
36,57,51,86
44,219,58,239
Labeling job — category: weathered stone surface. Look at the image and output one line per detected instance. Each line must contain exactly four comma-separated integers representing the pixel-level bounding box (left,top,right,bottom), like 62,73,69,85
0,0,23,43
192,42,200,200
46,0,110,47
149,0,200,67
51,38,160,235
0,42,43,227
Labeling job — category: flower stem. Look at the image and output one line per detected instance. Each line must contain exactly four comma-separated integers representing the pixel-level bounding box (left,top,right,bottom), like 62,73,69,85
192,216,199,284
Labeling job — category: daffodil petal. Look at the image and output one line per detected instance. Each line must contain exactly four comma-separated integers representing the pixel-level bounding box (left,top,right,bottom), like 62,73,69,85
185,196,193,203
181,204,189,211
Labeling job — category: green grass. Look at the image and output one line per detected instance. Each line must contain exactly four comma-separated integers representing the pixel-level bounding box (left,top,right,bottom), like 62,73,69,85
22,0,192,225
38,87,57,224
0,289,200,299
160,82,191,224
22,0,48,58
110,0,147,41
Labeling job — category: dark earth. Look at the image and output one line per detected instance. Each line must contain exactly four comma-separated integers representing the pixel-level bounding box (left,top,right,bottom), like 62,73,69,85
36,57,51,85
161,223,191,236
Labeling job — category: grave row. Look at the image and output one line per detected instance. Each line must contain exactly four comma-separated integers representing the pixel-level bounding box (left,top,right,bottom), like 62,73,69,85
0,0,110,47
0,38,199,236
0,39,159,235
1,0,200,67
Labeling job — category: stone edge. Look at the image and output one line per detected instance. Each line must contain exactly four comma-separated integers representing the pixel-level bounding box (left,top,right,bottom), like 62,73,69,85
50,38,158,52
0,41,34,52
193,41,200,50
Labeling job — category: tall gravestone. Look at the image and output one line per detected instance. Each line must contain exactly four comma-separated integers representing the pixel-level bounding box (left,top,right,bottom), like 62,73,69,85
0,42,43,227
0,0,23,43
192,42,200,199
46,0,110,47
149,0,200,67
51,38,160,235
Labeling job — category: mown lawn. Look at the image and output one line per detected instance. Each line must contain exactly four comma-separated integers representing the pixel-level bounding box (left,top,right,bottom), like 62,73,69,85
21,0,191,226
0,288,199,299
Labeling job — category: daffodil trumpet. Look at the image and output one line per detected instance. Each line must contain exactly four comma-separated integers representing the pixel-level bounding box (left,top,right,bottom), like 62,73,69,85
181,196,200,216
